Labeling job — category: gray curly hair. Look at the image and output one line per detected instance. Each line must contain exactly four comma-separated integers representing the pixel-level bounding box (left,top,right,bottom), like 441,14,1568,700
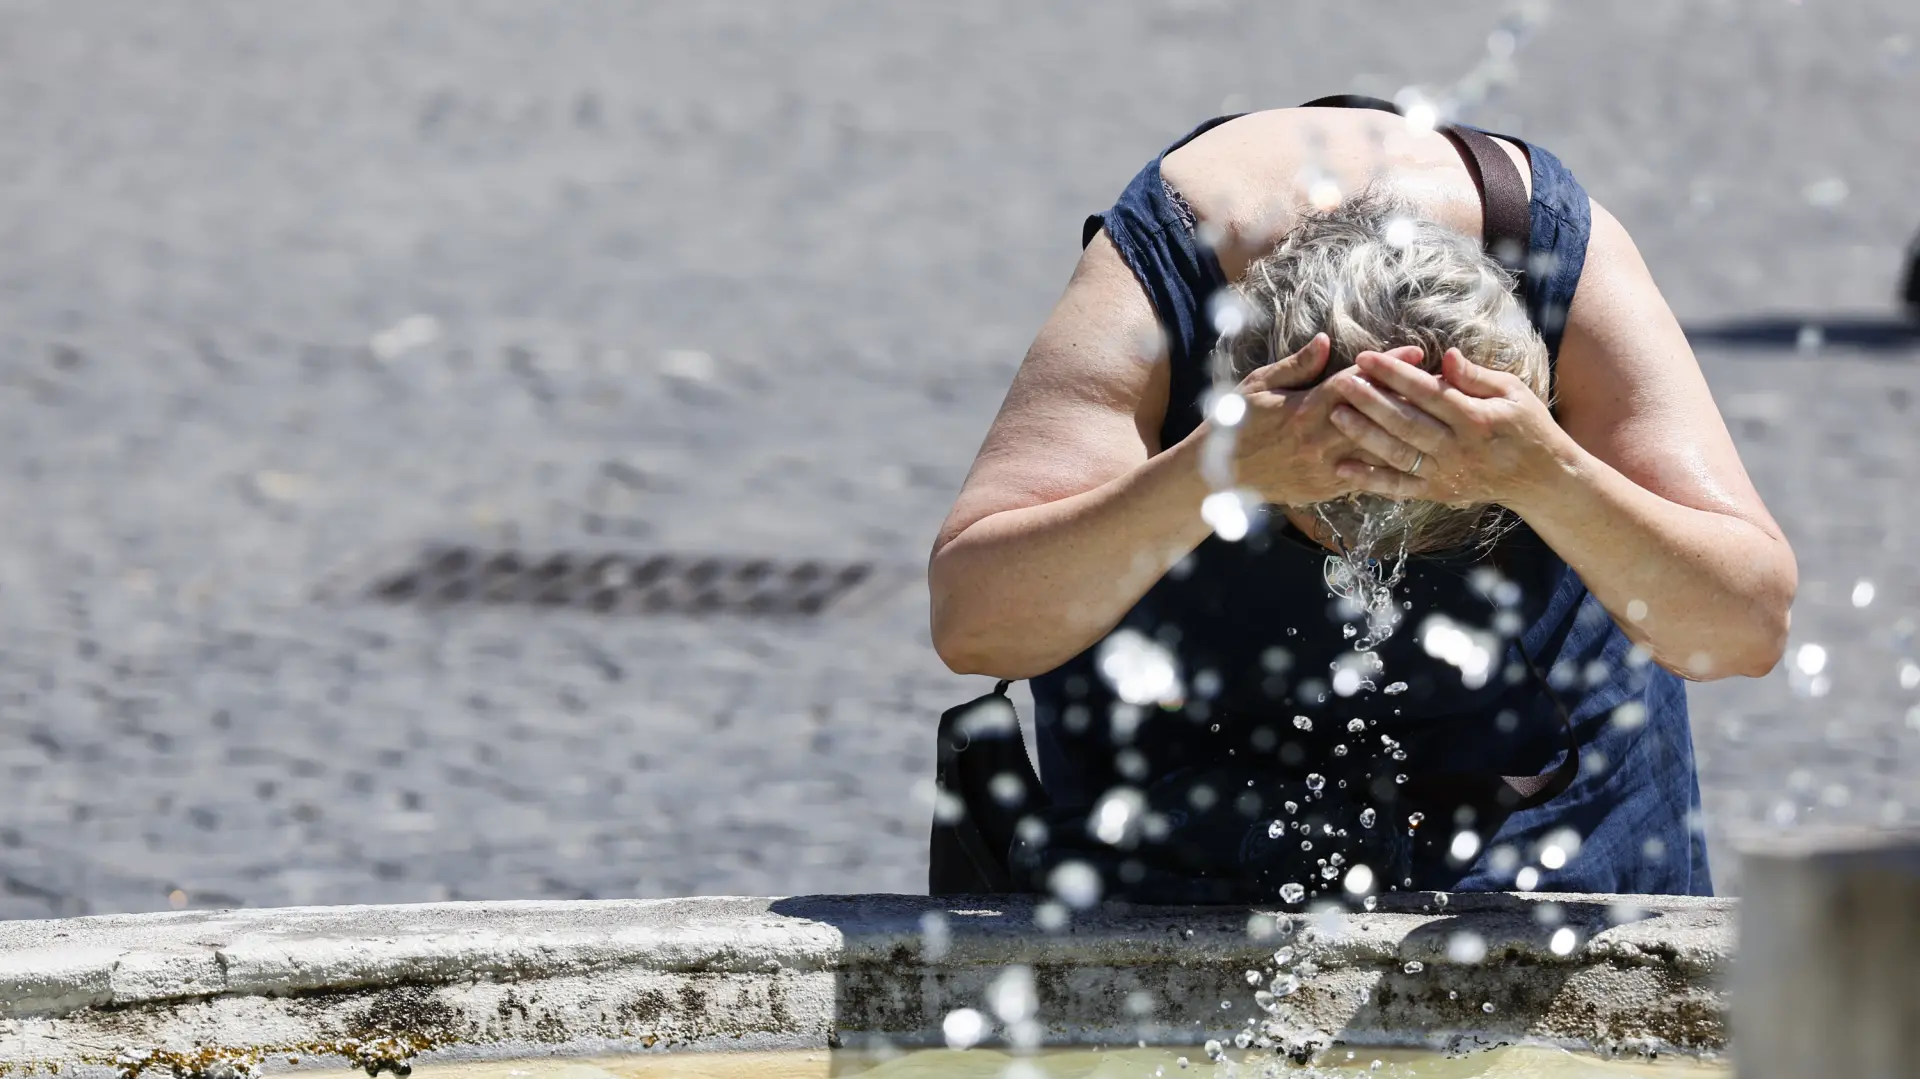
1213,187,1551,555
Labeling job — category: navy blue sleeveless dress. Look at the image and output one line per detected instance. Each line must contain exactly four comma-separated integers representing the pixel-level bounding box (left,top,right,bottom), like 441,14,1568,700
1029,116,1712,896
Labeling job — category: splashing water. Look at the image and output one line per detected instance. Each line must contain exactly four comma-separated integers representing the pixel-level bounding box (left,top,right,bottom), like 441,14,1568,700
1316,500,1413,648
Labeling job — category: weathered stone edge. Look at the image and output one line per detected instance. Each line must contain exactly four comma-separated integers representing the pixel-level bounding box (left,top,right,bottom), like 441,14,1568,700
0,893,1735,1073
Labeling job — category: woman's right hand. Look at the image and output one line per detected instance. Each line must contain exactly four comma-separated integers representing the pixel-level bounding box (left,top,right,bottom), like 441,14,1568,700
1208,333,1340,505
1213,336,1427,505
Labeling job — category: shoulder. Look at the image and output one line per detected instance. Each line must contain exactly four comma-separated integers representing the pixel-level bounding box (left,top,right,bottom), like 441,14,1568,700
1161,109,1512,279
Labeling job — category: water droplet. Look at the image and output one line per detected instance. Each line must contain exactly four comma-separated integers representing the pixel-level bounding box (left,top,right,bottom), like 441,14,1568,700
1279,882,1306,903
1284,800,1299,815
1342,623,1359,639
1047,861,1102,909
1245,969,1262,985
1346,718,1366,733
1267,820,1284,839
1209,290,1252,337
1407,812,1425,827
1803,177,1849,208
987,966,1039,1023
942,1007,986,1049
1852,579,1876,607
1343,863,1374,895
1209,392,1248,428
1403,961,1424,974
1204,1038,1225,1061
1305,773,1326,792
1446,930,1486,964
1549,927,1577,956
1795,642,1828,675
1333,744,1349,757
1395,774,1407,784
1482,1001,1496,1014
1363,895,1378,911
1300,840,1313,851
1201,490,1253,543
1096,629,1184,706
1293,715,1313,731
1384,681,1408,695
1360,808,1377,828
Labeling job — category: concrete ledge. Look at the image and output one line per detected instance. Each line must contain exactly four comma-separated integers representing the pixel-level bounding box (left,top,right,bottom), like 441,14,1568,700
0,893,1732,1076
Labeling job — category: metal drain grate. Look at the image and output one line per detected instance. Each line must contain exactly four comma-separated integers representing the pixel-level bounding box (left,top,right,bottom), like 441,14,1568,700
370,546,875,617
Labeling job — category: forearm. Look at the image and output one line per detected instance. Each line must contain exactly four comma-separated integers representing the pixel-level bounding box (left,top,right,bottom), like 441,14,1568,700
929,432,1217,679
1507,437,1796,679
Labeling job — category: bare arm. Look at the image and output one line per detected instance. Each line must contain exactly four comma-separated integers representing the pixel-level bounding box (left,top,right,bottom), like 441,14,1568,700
1328,202,1796,679
1515,203,1796,677
929,233,1359,678
927,232,1204,678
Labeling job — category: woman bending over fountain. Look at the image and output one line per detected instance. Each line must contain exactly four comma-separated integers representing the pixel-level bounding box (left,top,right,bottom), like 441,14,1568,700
927,101,1795,899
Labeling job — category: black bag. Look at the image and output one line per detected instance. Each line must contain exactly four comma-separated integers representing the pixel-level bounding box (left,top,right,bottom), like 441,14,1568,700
927,680,1047,895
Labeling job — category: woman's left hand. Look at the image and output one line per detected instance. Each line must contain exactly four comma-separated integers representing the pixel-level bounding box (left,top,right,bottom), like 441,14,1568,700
1323,347,1570,509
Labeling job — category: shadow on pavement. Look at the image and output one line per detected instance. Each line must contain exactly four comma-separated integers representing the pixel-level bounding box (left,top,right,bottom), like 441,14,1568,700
1684,315,1920,354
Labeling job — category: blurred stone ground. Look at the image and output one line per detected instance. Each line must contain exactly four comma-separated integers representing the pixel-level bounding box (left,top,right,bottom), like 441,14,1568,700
0,0,1915,917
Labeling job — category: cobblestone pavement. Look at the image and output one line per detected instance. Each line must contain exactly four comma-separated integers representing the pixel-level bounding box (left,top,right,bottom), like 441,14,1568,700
1,0,1916,917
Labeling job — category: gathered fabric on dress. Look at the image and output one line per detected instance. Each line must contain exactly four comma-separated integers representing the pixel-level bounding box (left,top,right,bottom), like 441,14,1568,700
1029,114,1712,896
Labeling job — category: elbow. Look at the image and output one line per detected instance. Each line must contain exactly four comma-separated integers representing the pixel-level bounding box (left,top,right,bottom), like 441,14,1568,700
1712,611,1791,680
931,612,1030,679
930,578,1069,680
931,610,992,676
1740,604,1794,678
928,566,1013,678
1733,549,1799,678
1673,568,1797,682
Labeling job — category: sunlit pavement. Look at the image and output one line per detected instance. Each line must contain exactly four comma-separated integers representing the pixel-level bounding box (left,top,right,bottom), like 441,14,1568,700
0,1,1914,917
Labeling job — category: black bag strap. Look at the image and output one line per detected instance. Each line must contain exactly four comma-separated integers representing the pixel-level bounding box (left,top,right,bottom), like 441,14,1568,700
1299,95,1531,290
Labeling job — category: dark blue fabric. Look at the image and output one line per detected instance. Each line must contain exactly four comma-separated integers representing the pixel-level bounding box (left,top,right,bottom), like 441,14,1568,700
1035,116,1711,897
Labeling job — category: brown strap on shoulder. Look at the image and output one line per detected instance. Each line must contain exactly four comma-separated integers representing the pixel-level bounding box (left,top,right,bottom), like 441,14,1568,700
1440,125,1531,281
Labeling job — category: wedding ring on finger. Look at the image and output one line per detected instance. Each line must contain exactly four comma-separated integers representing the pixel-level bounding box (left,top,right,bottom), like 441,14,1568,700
1408,452,1425,476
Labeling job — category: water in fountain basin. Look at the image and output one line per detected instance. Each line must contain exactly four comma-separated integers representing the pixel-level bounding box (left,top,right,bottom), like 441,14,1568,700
384,1045,1727,1078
